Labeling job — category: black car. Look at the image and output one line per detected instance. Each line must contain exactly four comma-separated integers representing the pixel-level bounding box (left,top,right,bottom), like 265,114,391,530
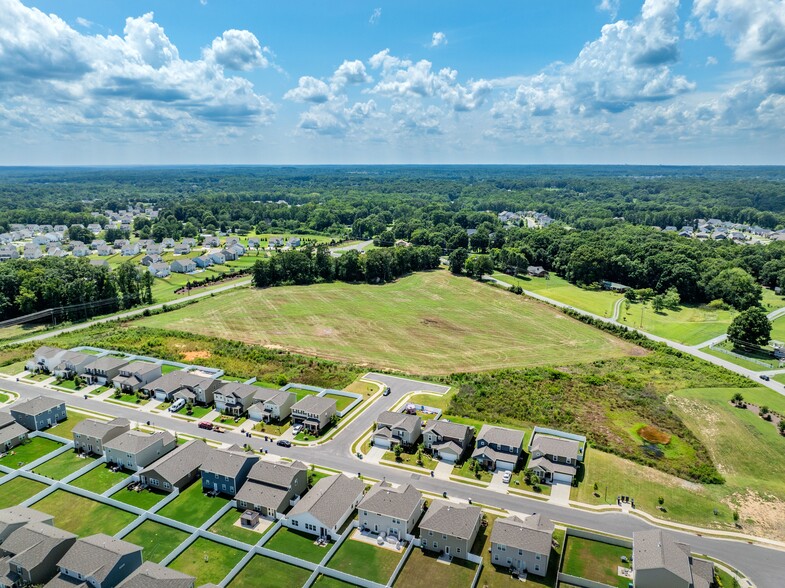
760,374,771,381
277,439,292,447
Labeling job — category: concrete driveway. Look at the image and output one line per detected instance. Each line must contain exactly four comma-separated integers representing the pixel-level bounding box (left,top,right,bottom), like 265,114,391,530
548,481,572,505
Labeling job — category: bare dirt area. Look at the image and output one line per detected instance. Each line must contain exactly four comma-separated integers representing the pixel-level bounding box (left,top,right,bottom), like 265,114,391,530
182,350,212,361
724,490,785,540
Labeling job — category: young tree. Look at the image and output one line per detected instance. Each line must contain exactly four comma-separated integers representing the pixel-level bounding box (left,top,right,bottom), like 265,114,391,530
778,420,785,435
651,294,665,313
731,392,744,405
727,307,772,346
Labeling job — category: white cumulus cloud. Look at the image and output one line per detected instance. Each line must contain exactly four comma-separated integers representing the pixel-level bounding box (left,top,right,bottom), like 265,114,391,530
430,32,447,47
284,76,333,103
205,29,269,71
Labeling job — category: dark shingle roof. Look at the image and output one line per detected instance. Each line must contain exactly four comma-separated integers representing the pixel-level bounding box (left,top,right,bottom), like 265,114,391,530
3,522,76,570
358,482,422,520
57,534,141,584
419,500,482,541
291,395,337,416
10,395,64,416
633,530,692,584
477,424,525,449
529,434,579,461
489,515,553,556
139,440,211,485
72,418,129,440
104,430,175,455
200,446,257,478
288,474,364,529
116,561,194,588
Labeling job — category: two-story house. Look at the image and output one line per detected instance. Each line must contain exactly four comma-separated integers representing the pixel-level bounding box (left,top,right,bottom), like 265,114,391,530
51,351,95,379
0,507,53,545
103,431,176,471
284,474,365,541
472,425,525,472
526,432,583,485
290,396,337,435
214,382,258,416
200,445,259,497
170,258,195,273
10,396,66,431
422,420,475,464
138,440,211,493
418,500,482,560
0,523,76,587
358,482,423,539
0,413,29,452
72,418,130,456
26,346,68,374
235,459,309,518
112,362,162,394
51,534,142,588
143,371,221,405
490,514,554,577
633,530,715,588
247,388,296,424
83,356,128,386
372,411,422,450
115,561,194,588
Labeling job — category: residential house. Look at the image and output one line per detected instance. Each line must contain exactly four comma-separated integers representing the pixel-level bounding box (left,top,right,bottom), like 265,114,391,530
143,371,222,405
200,445,258,497
290,396,337,435
372,411,422,449
51,351,95,379
121,243,140,256
26,346,69,373
138,440,211,493
22,245,42,260
0,522,76,587
47,246,67,258
148,262,171,278
87,223,103,234
527,432,584,485
173,243,191,255
112,362,162,393
103,431,176,471
72,418,130,457
0,413,29,451
471,425,525,472
194,255,213,268
284,474,365,541
140,254,162,267
358,482,423,539
181,238,196,247
489,514,554,577
229,243,245,257
115,561,194,588
71,246,89,258
214,382,258,416
287,237,300,247
0,507,53,545
208,252,226,265
96,244,113,256
527,266,549,278
161,238,175,248
418,500,482,560
247,237,260,249
235,459,309,518
0,247,19,261
268,237,283,248
220,248,237,261
202,235,219,248
10,396,66,431
83,356,128,385
170,259,196,274
225,237,240,247
422,420,474,464
50,534,142,588
247,388,296,423
633,530,714,588
146,243,164,255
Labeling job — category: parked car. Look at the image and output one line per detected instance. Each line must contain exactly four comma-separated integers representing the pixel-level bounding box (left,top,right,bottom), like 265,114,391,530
383,387,391,396
292,424,303,433
502,471,512,484
198,421,213,430
277,439,292,447
760,374,771,381
168,398,186,412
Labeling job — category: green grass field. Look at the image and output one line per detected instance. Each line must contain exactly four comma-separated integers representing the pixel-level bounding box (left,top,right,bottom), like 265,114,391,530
561,536,630,588
33,490,137,536
123,520,190,563
0,360,28,375
207,509,265,544
394,549,477,588
619,302,736,346
703,345,777,371
478,524,564,588
327,538,403,584
71,463,129,493
324,393,355,411
313,575,359,588
265,527,331,564
492,273,621,317
112,486,168,510
168,537,245,586
47,410,96,438
33,451,96,480
228,554,312,588
0,437,63,469
157,482,228,527
132,271,638,374
0,477,48,509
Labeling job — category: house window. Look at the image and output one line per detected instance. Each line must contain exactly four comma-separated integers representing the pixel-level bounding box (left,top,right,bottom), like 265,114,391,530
535,554,541,560
457,548,461,554
291,520,299,526
534,565,540,572
566,458,572,464
494,555,499,562
518,549,523,555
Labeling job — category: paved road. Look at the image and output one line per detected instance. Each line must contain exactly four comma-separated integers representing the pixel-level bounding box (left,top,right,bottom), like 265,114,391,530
2,378,782,588
693,304,785,350
330,240,373,257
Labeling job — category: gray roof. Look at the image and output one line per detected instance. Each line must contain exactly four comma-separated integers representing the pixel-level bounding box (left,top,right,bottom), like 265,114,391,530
528,456,576,476
87,356,128,372
0,507,53,540
288,474,364,529
358,482,422,521
691,558,715,588
246,459,307,488
217,382,258,401
145,371,217,395
235,482,290,513
376,411,421,435
118,361,161,376
0,412,15,429
200,446,258,478
116,561,194,588
72,417,129,440
432,440,463,456
33,346,65,360
419,500,482,541
633,530,692,584
57,534,141,584
252,387,295,407
490,515,553,556
471,445,517,465
43,575,89,588
139,440,211,485
0,422,28,445
424,419,474,443
291,395,337,416
529,434,579,461
477,424,525,449
10,395,64,416
3,522,76,570
104,430,175,455
57,351,94,367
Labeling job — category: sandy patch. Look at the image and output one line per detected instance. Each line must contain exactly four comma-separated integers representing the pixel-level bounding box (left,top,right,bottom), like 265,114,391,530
182,350,211,361
723,489,785,540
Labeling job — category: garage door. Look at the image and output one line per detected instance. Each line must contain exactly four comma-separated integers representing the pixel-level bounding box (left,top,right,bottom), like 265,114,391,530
155,391,167,401
553,473,572,484
373,436,391,449
495,460,514,472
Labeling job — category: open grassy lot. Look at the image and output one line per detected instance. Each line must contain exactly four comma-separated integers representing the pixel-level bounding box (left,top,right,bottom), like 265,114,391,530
324,393,355,411
228,554,312,588
703,344,777,371
265,527,332,564
123,520,190,563
47,410,97,438
71,464,130,493
33,490,137,536
619,301,736,346
112,486,168,510
168,537,245,586
327,538,403,584
0,477,48,508
33,451,96,480
0,437,63,469
561,535,630,588
492,273,621,318
131,271,638,374
394,549,477,588
0,359,27,375
207,509,264,544
157,482,228,527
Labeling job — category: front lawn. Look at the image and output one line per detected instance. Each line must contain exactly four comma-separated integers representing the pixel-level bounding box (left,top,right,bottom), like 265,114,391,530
561,535,631,588
265,527,331,564
382,449,436,470
453,460,493,483
33,490,137,536
26,373,51,382
54,378,85,391
71,464,130,493
0,437,63,469
112,486,168,510
0,392,8,404
0,477,49,509
214,414,248,427
33,451,96,480
109,392,150,405
184,405,213,419
157,482,228,527
252,419,290,437
394,549,477,588
228,554,312,588
123,520,190,563
207,509,264,544
168,537,245,586
327,538,403,584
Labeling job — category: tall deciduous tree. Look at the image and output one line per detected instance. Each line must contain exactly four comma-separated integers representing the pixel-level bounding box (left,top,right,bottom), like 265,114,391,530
727,307,772,346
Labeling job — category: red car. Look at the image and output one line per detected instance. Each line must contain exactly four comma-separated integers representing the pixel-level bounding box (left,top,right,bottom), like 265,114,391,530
198,421,213,430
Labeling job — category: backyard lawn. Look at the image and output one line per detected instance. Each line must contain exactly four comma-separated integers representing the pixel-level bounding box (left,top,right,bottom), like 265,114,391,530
265,527,332,564
122,520,190,563
394,549,477,588
157,482,228,527
71,464,130,493
33,490,137,536
228,554,312,588
131,271,638,374
161,364,182,374
285,387,320,402
168,537,245,586
33,451,96,480
0,437,63,469
313,575,359,588
47,410,96,438
207,509,265,544
561,535,630,588
0,476,48,509
324,393,355,412
478,527,564,588
112,486,168,510
327,538,402,584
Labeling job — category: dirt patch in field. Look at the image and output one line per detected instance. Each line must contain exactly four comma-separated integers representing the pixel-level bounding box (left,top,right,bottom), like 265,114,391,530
724,490,785,540
182,350,211,361
315,327,336,337
638,425,671,445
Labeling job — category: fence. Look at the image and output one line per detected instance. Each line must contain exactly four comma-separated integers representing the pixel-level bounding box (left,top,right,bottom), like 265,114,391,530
708,343,775,367
557,528,633,588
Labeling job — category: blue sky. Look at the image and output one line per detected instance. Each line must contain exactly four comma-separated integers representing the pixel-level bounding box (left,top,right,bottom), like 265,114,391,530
1,0,784,165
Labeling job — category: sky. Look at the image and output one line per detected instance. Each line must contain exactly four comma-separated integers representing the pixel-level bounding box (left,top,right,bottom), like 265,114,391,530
1,0,784,165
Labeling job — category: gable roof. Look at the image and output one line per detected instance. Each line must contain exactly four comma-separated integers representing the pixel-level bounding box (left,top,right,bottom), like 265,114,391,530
87,356,128,372
139,440,211,485
72,418,129,440
57,534,141,584
217,382,257,401
358,482,422,520
490,514,554,556
145,371,217,395
424,419,474,442
419,500,482,541
104,430,175,455
33,346,65,360
633,529,692,584
291,395,337,416
529,434,579,461
119,361,160,376
477,424,525,449
246,459,307,488
200,446,257,478
116,561,194,588
528,456,576,476
375,411,421,435
10,395,64,416
252,387,295,406
0,507,53,540
3,522,76,570
287,474,364,529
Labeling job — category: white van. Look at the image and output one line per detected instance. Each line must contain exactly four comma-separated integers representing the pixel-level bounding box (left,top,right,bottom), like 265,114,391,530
169,398,186,413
